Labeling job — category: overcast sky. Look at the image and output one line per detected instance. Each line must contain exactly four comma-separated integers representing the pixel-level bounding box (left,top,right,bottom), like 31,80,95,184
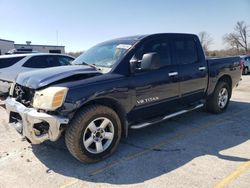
0,0,249,52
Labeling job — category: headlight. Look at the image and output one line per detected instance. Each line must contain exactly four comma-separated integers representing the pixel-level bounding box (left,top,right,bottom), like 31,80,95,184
33,87,68,111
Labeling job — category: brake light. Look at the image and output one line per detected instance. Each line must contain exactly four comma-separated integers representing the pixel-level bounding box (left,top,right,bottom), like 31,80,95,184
240,60,244,70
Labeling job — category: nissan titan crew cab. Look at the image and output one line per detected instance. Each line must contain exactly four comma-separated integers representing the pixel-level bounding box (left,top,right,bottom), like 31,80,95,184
6,33,242,163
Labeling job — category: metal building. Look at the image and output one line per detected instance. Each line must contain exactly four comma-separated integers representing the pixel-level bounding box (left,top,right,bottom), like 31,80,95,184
14,42,65,54
0,39,15,55
0,39,65,55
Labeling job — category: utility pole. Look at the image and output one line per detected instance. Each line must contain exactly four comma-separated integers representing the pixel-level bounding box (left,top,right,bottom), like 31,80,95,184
56,30,58,46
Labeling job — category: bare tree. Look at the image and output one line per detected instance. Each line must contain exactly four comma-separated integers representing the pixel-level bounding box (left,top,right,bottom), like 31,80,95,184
223,33,240,52
224,21,249,53
198,31,213,54
234,21,249,52
66,51,84,58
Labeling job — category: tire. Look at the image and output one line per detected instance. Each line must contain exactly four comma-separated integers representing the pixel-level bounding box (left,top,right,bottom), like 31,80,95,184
65,105,122,163
243,67,248,75
206,81,231,114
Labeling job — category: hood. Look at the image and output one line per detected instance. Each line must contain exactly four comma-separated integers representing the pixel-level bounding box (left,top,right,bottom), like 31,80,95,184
16,65,101,89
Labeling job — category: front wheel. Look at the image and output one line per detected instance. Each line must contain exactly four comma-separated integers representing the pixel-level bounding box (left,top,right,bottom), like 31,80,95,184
65,105,122,163
206,81,231,114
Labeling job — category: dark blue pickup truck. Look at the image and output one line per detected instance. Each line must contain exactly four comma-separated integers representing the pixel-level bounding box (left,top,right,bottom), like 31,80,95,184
5,33,242,163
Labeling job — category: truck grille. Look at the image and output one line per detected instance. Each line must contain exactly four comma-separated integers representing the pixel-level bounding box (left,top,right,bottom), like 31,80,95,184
13,84,35,107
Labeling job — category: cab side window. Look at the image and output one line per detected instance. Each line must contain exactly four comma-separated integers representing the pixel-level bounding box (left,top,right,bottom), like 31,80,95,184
172,37,198,65
133,38,172,68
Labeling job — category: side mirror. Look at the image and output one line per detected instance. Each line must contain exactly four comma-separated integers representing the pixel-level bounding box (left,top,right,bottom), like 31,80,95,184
141,52,161,70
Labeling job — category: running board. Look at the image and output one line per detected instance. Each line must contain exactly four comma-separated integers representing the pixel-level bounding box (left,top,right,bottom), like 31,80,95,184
130,103,204,129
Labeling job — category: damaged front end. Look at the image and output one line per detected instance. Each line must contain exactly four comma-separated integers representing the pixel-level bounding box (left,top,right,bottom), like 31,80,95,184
6,83,69,144
6,65,101,144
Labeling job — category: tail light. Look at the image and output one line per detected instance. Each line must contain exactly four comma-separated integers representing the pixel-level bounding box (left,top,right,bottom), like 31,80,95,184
240,60,244,70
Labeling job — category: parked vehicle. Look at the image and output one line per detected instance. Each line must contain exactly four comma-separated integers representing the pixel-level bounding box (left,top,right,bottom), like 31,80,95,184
5,49,38,55
0,53,74,96
240,55,250,75
5,33,242,163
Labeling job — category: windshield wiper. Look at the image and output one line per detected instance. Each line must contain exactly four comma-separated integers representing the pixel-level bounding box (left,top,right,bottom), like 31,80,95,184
89,63,102,71
76,62,101,70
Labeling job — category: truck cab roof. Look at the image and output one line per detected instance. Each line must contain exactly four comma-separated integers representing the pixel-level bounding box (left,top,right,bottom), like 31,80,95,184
106,33,198,43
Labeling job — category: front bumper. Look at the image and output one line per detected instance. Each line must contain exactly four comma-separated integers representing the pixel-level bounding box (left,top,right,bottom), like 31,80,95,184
5,97,69,144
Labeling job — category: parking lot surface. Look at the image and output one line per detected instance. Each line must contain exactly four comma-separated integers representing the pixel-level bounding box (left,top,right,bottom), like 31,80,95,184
0,76,249,188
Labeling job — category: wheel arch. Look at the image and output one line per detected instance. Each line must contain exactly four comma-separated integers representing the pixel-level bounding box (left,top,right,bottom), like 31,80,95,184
78,97,128,138
216,74,232,98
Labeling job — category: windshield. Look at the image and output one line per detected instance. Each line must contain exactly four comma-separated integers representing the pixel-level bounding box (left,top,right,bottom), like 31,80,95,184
73,40,135,71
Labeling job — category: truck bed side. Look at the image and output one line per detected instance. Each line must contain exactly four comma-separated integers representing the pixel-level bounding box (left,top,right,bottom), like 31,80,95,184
206,56,241,97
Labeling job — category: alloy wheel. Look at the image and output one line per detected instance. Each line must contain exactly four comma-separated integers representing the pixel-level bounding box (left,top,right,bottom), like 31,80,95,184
218,88,228,109
83,117,114,154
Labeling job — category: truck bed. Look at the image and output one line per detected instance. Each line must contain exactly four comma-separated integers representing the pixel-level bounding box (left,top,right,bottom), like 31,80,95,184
206,56,241,96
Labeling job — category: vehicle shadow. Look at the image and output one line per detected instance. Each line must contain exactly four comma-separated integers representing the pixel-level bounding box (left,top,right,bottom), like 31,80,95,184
32,100,250,185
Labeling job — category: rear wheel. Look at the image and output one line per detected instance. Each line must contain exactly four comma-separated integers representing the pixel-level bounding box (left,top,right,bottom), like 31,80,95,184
65,105,122,163
206,81,230,114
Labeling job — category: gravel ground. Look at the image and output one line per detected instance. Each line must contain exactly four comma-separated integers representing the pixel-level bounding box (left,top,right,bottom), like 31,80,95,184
0,76,249,188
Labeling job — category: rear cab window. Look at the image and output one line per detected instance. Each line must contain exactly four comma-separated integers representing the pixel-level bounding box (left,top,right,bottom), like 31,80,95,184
0,56,26,68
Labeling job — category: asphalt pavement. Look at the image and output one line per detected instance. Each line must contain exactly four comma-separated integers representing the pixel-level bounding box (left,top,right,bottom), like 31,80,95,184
0,76,249,188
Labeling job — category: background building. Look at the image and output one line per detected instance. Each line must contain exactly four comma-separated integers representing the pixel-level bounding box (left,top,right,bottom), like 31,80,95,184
0,39,15,55
0,39,65,55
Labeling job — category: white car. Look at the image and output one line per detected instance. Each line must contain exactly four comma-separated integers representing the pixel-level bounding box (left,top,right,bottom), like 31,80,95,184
0,53,74,95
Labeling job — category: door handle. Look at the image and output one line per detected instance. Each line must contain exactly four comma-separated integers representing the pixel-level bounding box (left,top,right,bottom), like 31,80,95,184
168,72,178,77
199,66,206,71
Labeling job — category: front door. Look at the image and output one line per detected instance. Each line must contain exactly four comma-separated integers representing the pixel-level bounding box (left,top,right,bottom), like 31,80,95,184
128,37,180,122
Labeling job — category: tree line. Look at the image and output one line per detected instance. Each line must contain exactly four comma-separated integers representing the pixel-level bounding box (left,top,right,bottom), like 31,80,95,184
199,20,249,57
67,21,249,58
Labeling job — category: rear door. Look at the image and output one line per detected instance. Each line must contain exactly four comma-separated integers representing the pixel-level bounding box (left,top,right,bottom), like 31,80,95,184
172,35,208,106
